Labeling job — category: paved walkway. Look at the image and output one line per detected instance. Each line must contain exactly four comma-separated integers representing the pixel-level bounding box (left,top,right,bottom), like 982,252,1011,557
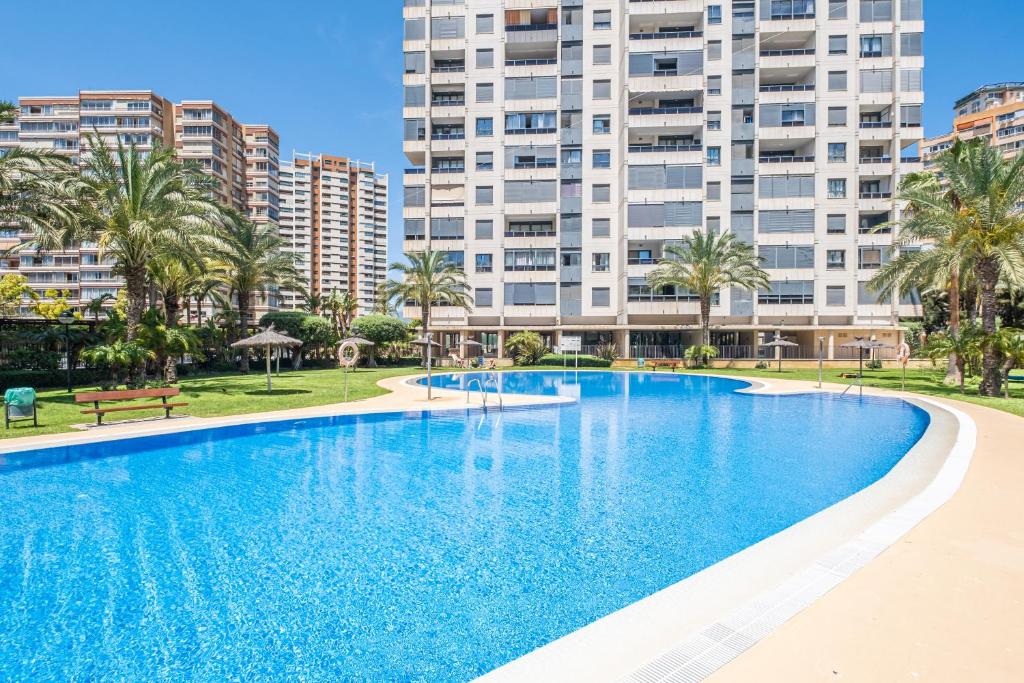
707,379,1024,683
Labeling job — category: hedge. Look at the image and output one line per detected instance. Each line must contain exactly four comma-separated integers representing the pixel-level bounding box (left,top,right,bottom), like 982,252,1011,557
535,354,612,368
0,368,104,392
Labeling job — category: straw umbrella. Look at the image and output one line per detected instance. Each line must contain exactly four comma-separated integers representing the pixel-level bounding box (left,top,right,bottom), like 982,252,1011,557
761,334,800,372
231,325,302,392
840,336,892,395
412,333,442,400
461,338,482,365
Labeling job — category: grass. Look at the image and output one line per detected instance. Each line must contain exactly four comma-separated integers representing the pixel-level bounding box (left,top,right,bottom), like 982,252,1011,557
4,363,1021,440
1,366,424,439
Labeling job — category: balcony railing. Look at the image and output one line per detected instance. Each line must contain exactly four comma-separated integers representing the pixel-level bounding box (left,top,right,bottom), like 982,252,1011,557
404,167,425,174
900,156,922,163
505,58,557,66
859,121,892,129
759,48,815,56
431,133,465,140
629,30,703,40
628,105,703,115
512,160,557,169
628,144,702,153
430,166,465,174
759,155,815,163
505,229,556,238
766,12,815,20
759,83,815,92
505,128,556,135
859,156,892,163
505,23,557,32
431,99,465,107
859,191,892,199
432,65,465,73
627,257,659,265
504,265,556,272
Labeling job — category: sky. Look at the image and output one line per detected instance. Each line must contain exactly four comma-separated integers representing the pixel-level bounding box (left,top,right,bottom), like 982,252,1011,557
3,0,1023,264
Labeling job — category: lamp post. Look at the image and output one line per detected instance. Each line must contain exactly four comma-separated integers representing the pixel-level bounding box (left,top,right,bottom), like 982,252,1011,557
817,336,825,388
58,310,75,393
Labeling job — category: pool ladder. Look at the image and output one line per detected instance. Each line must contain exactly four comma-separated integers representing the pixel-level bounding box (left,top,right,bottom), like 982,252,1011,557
466,372,503,412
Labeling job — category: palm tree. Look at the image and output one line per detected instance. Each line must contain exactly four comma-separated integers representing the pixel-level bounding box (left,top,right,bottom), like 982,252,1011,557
20,136,220,385
646,230,770,351
85,293,115,321
925,325,983,394
383,250,472,358
324,289,359,337
212,212,300,372
989,328,1024,399
301,291,324,315
0,147,79,234
187,271,227,328
872,141,1024,396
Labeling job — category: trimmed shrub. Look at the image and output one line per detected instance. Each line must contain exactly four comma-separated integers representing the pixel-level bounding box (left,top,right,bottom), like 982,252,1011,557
536,354,611,368
0,368,103,392
505,331,547,366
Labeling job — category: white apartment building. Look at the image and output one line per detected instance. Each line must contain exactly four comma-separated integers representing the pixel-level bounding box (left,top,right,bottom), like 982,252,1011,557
402,0,925,360
279,153,389,315
0,91,282,318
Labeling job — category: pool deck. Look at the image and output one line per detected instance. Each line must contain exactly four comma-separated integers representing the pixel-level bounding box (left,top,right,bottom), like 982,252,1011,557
0,371,1020,682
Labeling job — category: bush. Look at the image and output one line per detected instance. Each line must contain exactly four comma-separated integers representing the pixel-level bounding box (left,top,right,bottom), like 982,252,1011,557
866,358,883,370
350,315,410,366
505,331,547,365
684,344,719,368
594,341,620,362
0,368,103,392
260,311,336,366
536,354,612,368
755,360,770,370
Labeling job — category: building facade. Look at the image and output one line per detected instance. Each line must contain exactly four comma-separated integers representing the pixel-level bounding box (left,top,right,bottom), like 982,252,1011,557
402,0,925,360
0,90,281,317
923,82,1024,167
278,153,389,315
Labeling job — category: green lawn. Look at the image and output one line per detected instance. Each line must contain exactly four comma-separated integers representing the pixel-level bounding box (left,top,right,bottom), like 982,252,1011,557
4,363,1021,440
2,366,424,439
680,366,1024,419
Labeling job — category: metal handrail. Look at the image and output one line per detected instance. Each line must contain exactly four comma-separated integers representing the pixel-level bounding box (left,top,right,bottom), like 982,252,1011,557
466,378,487,408
484,372,503,411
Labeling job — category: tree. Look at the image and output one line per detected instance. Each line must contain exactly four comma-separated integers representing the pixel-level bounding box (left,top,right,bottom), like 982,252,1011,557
646,230,769,354
301,291,324,315
85,293,115,321
350,315,409,366
382,250,471,360
0,100,16,124
324,289,358,337
504,331,547,366
81,341,154,389
212,212,300,373
136,308,202,383
0,273,38,316
925,325,983,394
684,344,720,368
989,328,1024,399
872,141,1024,396
259,311,335,368
150,257,203,328
0,147,79,237
31,289,74,320
20,136,220,385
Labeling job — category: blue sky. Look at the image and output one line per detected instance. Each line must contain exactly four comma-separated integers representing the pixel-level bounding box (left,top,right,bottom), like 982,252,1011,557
3,0,1022,263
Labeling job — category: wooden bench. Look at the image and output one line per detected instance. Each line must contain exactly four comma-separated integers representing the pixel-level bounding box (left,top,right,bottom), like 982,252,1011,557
74,388,188,426
838,372,860,379
649,360,681,372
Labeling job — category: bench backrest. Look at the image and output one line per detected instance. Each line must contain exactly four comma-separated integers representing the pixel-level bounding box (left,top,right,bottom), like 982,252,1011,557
75,387,181,403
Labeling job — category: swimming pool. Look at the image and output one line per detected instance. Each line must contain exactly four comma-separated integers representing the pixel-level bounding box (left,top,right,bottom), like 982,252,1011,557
0,371,929,681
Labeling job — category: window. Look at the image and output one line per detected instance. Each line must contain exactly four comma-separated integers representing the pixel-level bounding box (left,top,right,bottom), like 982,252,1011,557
474,118,494,138
708,76,722,95
593,114,611,134
475,253,493,273
828,106,848,127
828,142,847,162
828,1,848,19
707,216,721,233
404,18,425,41
707,111,722,131
861,0,893,22
475,220,494,239
404,52,425,74
404,185,425,207
430,217,464,240
828,178,847,198
859,246,884,269
592,253,610,272
826,285,846,306
827,214,846,234
828,35,848,55
475,14,493,34
476,186,493,205
593,184,610,203
828,71,848,91
593,79,611,100
592,287,610,307
431,16,464,39
758,281,814,304
900,68,923,92
592,218,610,237
827,249,846,270
593,45,611,65
476,288,493,307
475,152,493,171
900,32,923,56
759,245,815,268
504,283,556,306
901,0,923,21
404,218,425,240
505,111,557,133
707,146,721,166
476,83,494,103
593,149,611,168
476,49,493,68
593,10,611,29
707,181,721,200
708,41,722,61
708,5,723,24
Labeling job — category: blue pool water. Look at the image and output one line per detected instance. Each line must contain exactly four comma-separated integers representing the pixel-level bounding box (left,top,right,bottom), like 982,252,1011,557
0,372,928,681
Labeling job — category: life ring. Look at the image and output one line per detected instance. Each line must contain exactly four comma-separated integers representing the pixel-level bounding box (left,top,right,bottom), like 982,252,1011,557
896,342,912,366
338,341,360,368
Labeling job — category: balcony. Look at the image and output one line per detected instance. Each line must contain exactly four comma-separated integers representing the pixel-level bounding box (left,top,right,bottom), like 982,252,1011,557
628,144,702,153
859,191,892,199
759,48,814,57
629,30,703,40
505,57,557,67
859,121,893,129
759,83,815,93
859,156,892,164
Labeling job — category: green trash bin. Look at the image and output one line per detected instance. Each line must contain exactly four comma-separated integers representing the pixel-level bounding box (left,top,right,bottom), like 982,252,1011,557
4,387,38,428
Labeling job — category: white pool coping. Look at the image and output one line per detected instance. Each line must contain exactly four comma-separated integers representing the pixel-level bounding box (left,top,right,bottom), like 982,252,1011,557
476,375,975,683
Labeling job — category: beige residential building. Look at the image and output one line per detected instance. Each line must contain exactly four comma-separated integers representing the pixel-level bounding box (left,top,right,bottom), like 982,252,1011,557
279,153,388,315
402,0,925,360
923,82,1024,166
0,90,281,316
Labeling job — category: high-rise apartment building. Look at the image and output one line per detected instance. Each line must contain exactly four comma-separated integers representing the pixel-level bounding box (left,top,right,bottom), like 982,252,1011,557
0,90,280,316
402,0,925,360
923,82,1024,166
278,153,389,314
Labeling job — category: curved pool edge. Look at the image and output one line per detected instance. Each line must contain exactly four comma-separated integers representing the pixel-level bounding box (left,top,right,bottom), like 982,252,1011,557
476,376,976,683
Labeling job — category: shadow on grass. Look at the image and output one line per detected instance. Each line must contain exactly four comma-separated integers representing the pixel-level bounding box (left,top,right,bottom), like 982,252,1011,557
241,389,313,397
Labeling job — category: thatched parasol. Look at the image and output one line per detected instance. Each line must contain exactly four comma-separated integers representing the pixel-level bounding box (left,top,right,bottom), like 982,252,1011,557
338,336,375,347
761,334,800,372
840,337,893,394
231,325,302,392
411,334,441,400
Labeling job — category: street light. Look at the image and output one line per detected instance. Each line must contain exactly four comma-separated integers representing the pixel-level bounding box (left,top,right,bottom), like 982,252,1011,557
58,310,76,393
